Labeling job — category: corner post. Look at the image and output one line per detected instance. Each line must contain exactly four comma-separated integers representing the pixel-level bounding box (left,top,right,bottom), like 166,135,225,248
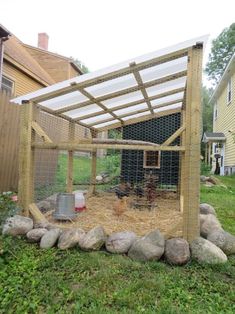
182,44,203,242
18,100,36,216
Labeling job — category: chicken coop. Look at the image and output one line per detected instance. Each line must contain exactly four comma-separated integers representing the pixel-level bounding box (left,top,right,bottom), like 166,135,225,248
12,36,206,242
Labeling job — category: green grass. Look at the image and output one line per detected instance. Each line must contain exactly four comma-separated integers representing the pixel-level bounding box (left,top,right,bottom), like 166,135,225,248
1,174,235,313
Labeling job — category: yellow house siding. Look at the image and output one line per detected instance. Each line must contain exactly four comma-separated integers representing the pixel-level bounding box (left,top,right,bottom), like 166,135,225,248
24,47,81,83
213,70,235,167
2,61,44,96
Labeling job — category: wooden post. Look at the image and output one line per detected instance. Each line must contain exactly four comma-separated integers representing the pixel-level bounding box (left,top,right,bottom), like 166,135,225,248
179,109,186,212
88,130,98,195
18,101,36,216
182,44,203,242
66,122,75,193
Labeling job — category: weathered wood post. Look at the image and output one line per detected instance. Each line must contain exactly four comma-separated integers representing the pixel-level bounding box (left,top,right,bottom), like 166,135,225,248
182,43,203,242
18,100,36,216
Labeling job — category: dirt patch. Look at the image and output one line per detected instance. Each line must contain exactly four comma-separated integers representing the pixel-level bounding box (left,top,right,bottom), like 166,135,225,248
46,192,182,237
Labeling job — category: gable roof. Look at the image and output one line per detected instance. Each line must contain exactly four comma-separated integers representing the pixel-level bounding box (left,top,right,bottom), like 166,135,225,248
4,36,55,86
22,43,83,75
210,53,235,104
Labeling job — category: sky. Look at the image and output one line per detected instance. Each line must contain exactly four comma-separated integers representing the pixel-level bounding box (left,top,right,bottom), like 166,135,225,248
0,0,234,83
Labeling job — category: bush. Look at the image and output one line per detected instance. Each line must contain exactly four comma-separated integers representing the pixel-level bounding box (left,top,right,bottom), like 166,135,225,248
0,192,19,230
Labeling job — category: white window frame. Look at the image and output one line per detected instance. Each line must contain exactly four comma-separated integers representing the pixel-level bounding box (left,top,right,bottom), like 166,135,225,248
1,75,15,95
143,151,161,169
227,77,232,105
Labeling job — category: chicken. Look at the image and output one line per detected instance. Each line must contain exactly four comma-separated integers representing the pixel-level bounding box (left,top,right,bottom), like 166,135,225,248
114,182,131,199
113,196,128,217
134,186,144,198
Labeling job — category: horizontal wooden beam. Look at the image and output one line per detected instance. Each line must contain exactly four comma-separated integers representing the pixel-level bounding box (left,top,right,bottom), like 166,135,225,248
96,107,182,131
73,88,184,122
30,48,188,104
32,141,185,152
55,71,186,115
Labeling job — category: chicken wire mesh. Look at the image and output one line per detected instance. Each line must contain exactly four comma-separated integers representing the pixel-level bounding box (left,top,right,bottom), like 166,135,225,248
33,111,181,207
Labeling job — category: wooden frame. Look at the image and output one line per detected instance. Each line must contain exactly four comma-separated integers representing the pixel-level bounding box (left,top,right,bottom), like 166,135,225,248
143,151,161,169
17,43,203,242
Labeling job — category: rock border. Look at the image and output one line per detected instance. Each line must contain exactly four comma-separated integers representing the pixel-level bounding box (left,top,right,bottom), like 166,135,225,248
2,203,235,265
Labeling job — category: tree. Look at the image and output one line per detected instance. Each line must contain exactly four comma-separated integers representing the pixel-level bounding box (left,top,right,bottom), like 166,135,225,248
70,57,89,73
202,85,213,133
205,23,235,85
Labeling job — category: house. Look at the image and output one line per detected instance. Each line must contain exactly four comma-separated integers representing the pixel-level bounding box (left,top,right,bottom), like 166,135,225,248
204,53,235,175
0,24,83,192
0,26,82,96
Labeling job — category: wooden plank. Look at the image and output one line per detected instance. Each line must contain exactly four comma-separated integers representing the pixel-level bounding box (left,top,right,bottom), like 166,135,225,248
29,203,48,223
30,49,188,103
97,107,181,131
130,62,154,114
31,121,53,143
32,141,185,152
74,88,185,121
55,71,187,115
182,44,203,242
162,125,185,146
18,101,35,216
179,109,186,212
66,122,75,193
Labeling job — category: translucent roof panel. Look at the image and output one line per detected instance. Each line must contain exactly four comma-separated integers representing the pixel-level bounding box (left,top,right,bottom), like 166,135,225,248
85,74,137,98
101,91,143,109
153,103,182,113
114,103,148,117
151,92,184,106
80,113,113,125
63,104,103,119
39,91,89,110
146,76,187,98
11,35,208,130
139,56,188,83
122,112,150,121
93,119,120,129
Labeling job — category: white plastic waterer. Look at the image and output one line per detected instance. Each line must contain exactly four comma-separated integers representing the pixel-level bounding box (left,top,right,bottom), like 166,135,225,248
74,191,86,212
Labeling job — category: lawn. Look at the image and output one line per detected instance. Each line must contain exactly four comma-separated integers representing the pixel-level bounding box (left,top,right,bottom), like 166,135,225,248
0,175,235,313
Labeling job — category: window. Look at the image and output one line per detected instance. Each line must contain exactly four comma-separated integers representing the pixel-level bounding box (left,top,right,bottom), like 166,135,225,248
1,75,14,95
143,151,161,168
227,78,232,104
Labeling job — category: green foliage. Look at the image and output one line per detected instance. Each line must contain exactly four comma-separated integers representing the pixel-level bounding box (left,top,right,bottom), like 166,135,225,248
205,23,235,85
1,177,235,312
0,192,19,230
100,154,121,177
70,57,89,73
202,86,213,133
200,162,211,176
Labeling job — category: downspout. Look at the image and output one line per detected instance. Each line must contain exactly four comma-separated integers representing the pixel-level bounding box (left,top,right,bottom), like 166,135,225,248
0,36,10,88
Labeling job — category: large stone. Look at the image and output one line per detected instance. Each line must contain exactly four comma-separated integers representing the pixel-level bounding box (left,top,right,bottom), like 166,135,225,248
105,231,137,254
200,214,222,238
79,226,106,251
40,228,61,249
200,203,216,216
207,229,235,255
128,229,165,262
2,215,33,236
190,237,227,264
58,228,85,250
26,228,48,243
165,238,190,265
